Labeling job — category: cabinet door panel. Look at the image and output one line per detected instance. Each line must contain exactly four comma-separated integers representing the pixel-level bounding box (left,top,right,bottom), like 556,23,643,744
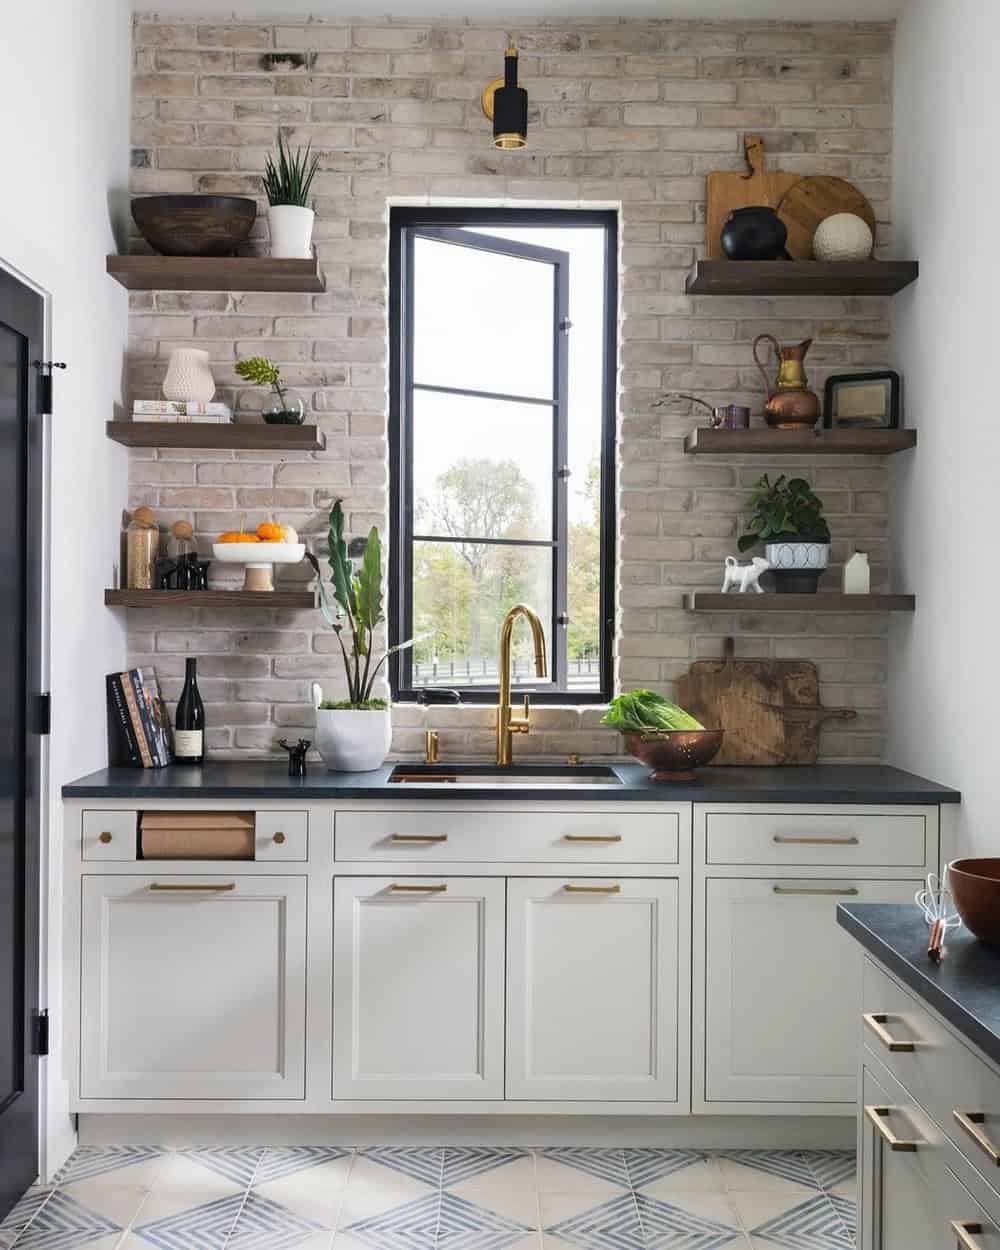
80,875,306,1100
506,877,680,1102
704,879,918,1105
333,877,504,1101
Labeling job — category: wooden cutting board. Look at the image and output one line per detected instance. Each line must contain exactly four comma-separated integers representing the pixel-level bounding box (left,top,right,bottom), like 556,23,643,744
674,639,856,766
777,175,876,259
705,135,802,260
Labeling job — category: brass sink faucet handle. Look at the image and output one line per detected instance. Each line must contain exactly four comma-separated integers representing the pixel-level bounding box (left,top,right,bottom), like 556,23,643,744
496,604,547,766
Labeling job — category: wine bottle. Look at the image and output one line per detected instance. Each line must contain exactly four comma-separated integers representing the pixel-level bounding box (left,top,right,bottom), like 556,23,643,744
174,657,205,765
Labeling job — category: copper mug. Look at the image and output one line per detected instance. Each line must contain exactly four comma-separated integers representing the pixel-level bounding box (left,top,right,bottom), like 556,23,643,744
752,334,821,430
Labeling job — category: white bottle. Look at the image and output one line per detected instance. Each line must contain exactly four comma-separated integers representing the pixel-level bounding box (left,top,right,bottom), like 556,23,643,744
843,551,871,594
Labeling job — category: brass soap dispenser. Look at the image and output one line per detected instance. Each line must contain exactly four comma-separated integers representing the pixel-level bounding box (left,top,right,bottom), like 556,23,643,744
752,334,821,430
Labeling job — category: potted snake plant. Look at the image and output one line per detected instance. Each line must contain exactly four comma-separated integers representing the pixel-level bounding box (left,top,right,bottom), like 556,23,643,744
738,474,831,593
263,132,320,259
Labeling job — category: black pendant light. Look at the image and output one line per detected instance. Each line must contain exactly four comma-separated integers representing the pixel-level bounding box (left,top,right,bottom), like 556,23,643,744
481,44,528,150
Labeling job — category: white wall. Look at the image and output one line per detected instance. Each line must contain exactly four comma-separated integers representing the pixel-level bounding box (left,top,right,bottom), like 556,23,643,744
0,0,131,1177
891,1,1000,853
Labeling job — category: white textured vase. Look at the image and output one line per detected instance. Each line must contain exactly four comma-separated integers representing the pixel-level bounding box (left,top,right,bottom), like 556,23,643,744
268,205,315,259
312,683,391,772
162,348,215,403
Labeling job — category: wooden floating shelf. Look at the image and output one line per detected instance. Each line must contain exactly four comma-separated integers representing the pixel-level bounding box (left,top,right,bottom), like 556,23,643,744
684,427,916,456
687,592,915,613
105,589,315,609
685,260,919,297
107,421,326,451
106,255,325,293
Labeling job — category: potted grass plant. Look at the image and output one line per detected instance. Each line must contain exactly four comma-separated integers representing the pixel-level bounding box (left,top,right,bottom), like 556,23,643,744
304,501,420,771
263,132,320,259
737,474,832,593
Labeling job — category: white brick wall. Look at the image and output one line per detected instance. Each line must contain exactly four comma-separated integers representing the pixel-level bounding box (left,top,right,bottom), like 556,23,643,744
127,14,895,762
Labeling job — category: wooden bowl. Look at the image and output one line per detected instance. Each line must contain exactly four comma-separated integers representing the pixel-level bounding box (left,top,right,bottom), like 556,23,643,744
131,195,257,257
949,859,1000,945
622,729,724,783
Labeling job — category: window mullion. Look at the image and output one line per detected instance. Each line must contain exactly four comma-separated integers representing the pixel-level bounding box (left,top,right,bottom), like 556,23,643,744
553,256,570,694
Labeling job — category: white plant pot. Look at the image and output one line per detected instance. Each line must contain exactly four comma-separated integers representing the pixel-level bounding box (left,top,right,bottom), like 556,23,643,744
764,539,830,571
268,204,314,259
162,348,215,403
312,684,391,772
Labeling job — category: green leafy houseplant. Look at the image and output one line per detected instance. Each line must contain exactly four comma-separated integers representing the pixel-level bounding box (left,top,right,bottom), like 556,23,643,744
262,132,320,207
234,355,296,414
737,474,831,554
305,501,419,709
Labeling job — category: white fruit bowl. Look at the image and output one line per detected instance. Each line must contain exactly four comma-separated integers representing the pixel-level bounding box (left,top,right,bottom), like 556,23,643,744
211,542,306,591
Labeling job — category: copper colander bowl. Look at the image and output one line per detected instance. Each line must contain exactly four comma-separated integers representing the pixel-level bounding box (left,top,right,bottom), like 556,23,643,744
622,729,724,783
949,859,1000,946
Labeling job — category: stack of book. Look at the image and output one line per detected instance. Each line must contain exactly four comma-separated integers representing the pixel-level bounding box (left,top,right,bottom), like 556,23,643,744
132,400,232,423
106,668,173,768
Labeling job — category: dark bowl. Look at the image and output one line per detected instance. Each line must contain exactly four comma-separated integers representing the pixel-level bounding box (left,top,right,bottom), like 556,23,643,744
622,729,724,783
949,859,1000,945
131,195,257,257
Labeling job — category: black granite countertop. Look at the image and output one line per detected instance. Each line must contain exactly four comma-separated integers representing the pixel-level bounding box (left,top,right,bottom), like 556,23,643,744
62,762,960,804
839,903,1000,1068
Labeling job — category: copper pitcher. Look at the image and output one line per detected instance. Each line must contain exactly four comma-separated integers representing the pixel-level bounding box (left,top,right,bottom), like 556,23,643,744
752,334,821,430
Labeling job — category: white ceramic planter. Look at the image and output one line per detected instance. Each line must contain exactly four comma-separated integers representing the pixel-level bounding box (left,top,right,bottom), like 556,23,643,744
312,683,391,772
764,539,830,571
162,348,215,403
268,204,314,259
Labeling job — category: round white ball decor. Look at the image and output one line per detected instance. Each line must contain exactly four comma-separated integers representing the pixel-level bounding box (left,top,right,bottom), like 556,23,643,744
812,212,874,262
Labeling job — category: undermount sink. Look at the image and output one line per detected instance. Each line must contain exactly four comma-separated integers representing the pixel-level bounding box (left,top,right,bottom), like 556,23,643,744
388,764,624,786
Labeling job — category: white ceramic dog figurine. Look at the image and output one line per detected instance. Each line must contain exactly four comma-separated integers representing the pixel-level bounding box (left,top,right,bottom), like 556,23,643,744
721,556,769,594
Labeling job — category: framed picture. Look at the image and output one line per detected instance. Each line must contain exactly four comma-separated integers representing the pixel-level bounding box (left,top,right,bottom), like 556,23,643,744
823,371,900,430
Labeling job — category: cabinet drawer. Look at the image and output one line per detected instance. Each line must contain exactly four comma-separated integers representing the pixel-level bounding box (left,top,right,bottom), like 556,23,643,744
83,810,137,861
706,808,928,867
863,958,1000,1179
335,808,679,863
255,811,308,861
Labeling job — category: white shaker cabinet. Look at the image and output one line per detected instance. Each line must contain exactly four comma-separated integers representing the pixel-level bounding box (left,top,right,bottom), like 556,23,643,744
332,877,505,1101
505,877,685,1103
80,874,307,1100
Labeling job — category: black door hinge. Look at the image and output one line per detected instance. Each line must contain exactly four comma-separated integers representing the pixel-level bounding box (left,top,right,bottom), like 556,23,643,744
31,361,67,415
36,693,51,735
559,318,573,332
32,1010,49,1057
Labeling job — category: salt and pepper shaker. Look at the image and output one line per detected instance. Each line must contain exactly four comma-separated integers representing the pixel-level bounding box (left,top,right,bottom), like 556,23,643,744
278,738,311,778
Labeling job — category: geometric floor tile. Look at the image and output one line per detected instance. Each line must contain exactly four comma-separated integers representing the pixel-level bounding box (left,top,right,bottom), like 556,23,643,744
537,1150,630,1190
543,1193,644,1249
718,1152,821,1191
0,1190,52,1237
436,1192,535,1249
636,1192,742,1249
52,1148,165,1187
360,1149,444,1189
226,1192,326,1248
827,1193,856,1244
624,1150,708,1190
10,1189,121,1249
132,1192,245,1250
254,1149,352,1186
799,1154,856,1193
749,1192,855,1250
343,1191,441,1249
441,1150,529,1189
176,1148,265,1189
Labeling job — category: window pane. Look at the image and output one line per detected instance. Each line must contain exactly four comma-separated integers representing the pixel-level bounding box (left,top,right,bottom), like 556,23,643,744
411,541,553,688
413,389,552,542
568,459,602,678
412,234,556,400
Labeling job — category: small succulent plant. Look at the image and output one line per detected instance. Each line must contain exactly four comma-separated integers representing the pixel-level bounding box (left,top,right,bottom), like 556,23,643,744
235,356,289,408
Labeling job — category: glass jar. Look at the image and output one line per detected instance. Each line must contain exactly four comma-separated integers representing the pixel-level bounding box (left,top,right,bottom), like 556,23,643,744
126,512,160,589
263,389,305,425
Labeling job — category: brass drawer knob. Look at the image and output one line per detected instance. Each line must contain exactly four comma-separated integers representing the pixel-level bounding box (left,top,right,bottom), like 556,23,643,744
98,831,113,845
273,831,286,845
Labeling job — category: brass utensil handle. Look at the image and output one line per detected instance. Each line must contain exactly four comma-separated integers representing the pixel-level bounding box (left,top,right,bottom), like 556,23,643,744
954,1110,1000,1165
864,1012,916,1053
391,834,448,843
773,834,859,846
149,882,236,893
951,1222,985,1250
864,1104,919,1152
563,834,623,843
389,882,447,893
773,885,860,896
563,883,622,894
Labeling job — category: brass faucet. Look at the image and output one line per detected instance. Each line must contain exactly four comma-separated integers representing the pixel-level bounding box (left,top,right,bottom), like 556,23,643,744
496,604,547,766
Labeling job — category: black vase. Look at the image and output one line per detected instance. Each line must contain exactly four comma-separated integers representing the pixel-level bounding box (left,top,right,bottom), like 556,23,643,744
720,206,789,261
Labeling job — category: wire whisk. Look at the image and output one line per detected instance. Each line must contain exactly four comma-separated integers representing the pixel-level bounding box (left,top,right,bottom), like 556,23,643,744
915,868,961,961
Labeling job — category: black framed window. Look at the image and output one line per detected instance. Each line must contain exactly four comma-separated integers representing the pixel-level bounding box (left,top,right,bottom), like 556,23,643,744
389,207,617,705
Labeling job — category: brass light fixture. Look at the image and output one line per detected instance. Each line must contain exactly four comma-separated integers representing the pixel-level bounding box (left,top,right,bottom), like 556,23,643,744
481,44,528,150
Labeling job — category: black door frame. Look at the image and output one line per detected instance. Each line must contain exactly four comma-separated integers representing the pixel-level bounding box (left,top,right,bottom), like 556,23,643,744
0,264,45,1217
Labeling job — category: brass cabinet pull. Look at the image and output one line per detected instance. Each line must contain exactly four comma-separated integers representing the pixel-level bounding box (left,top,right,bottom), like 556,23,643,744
563,834,623,843
98,831,113,845
389,882,447,893
149,882,236,893
773,834,859,846
864,1012,916,1053
772,884,860,896
954,1110,1000,1165
272,831,286,845
951,1222,985,1250
864,1104,919,1152
390,834,448,843
563,883,622,894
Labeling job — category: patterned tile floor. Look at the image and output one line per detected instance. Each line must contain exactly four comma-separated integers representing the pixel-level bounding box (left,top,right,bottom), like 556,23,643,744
0,1146,856,1250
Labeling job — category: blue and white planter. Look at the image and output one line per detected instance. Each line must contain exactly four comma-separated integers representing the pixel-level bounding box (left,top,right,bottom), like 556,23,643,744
764,537,830,594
